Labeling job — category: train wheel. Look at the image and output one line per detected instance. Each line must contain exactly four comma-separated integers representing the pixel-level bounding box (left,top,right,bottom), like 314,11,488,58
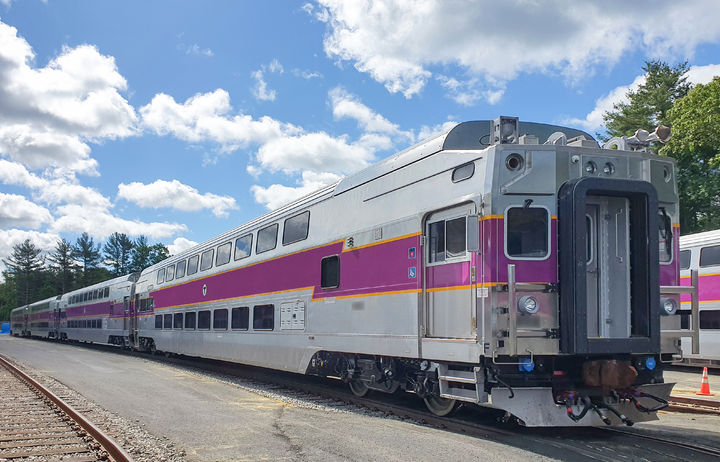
349,379,369,397
423,395,457,416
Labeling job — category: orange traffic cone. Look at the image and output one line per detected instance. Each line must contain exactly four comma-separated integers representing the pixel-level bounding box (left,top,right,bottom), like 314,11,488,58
697,367,713,396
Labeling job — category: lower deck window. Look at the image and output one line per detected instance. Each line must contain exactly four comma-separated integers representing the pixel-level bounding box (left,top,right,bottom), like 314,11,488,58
155,315,162,329
213,309,228,330
185,311,196,329
253,304,274,330
198,310,211,329
700,310,720,330
174,313,183,329
164,314,172,329
232,307,249,330
506,207,549,258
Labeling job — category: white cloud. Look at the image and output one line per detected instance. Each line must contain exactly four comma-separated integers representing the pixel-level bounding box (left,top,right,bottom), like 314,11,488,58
315,0,720,102
168,237,198,256
0,193,53,228
256,132,374,175
329,87,411,139
140,89,300,150
0,229,60,274
0,159,46,189
35,181,112,209
417,120,459,141
117,179,238,218
50,204,187,240
292,68,322,79
0,20,137,173
251,171,341,210
569,63,720,132
185,43,213,57
251,59,284,102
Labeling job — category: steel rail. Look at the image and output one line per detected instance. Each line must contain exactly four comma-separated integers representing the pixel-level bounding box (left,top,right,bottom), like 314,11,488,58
0,353,134,462
602,427,720,458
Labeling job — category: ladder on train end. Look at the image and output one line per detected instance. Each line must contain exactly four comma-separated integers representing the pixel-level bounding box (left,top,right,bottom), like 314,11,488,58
437,364,488,403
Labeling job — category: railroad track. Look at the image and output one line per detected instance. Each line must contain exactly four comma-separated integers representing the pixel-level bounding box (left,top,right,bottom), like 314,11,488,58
0,354,132,462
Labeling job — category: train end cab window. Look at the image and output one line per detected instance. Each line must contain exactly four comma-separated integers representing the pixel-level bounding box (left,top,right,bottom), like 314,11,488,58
428,217,467,263
506,207,549,259
174,313,183,329
185,311,196,330
658,209,673,263
232,307,249,330
163,314,172,329
253,305,274,330
321,256,340,289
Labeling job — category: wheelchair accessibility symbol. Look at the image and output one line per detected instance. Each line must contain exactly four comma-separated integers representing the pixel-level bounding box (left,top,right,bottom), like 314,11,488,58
408,267,416,279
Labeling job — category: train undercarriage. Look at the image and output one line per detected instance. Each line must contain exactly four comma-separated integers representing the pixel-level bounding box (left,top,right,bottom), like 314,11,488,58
306,351,675,426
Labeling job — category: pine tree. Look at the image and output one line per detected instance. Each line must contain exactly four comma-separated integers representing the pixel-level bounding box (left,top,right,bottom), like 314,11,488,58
149,243,170,265
2,239,45,306
47,239,78,293
103,232,135,275
129,235,153,273
73,232,102,286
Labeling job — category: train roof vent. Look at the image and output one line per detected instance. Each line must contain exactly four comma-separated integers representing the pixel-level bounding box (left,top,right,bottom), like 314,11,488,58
567,135,598,148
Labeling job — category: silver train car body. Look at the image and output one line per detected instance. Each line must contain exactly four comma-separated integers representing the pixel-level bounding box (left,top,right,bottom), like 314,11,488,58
10,117,695,427
677,229,720,367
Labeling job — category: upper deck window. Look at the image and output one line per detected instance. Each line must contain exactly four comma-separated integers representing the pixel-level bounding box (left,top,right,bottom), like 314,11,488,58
200,249,214,271
166,264,175,281
506,207,549,259
679,250,691,270
257,223,278,254
659,209,673,263
282,211,310,245
157,268,165,284
216,242,232,266
187,255,199,275
234,234,252,260
176,260,186,278
700,245,720,267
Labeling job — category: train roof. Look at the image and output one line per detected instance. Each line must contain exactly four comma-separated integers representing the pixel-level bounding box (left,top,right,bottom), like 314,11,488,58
146,118,595,270
679,229,720,248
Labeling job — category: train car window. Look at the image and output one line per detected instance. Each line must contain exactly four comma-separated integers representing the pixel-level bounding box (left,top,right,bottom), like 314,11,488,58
231,307,249,330
174,313,183,329
200,249,214,271
234,234,253,260
84,292,89,301
700,245,720,267
257,223,279,253
104,287,110,298
321,256,340,289
253,305,274,330
699,310,720,329
213,309,228,330
506,207,549,258
163,314,172,329
176,260,186,279
198,310,211,329
216,242,232,266
187,255,199,275
157,268,165,284
428,220,445,262
166,264,175,281
185,311,196,329
658,209,673,263
451,162,475,183
283,211,310,246
680,250,691,270
446,217,467,258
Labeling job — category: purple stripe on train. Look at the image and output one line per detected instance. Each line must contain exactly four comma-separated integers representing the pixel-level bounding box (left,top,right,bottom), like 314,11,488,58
681,273,720,303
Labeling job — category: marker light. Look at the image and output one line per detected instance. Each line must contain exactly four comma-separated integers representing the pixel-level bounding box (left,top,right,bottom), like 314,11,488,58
661,298,677,315
517,295,539,315
603,162,615,175
645,357,656,371
584,161,597,174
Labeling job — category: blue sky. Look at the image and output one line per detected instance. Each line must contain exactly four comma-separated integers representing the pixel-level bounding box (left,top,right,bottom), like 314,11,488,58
1,0,720,270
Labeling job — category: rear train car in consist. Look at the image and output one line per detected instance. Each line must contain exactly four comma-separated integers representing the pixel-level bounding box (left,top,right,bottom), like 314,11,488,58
677,230,720,367
10,117,697,427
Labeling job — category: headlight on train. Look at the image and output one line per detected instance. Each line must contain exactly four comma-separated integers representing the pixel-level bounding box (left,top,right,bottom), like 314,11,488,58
660,298,677,315
517,296,539,315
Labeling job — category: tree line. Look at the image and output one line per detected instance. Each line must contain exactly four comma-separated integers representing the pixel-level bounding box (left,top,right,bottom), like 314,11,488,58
0,233,169,320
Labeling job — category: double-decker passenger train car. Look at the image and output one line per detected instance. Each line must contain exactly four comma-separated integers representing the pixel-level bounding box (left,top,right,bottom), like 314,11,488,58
677,229,720,367
11,117,697,427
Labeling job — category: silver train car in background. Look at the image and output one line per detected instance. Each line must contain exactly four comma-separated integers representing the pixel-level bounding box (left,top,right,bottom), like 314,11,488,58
676,229,720,367
11,116,698,427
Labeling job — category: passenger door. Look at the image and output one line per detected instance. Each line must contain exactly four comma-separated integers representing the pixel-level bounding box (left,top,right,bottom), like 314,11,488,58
424,204,478,339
